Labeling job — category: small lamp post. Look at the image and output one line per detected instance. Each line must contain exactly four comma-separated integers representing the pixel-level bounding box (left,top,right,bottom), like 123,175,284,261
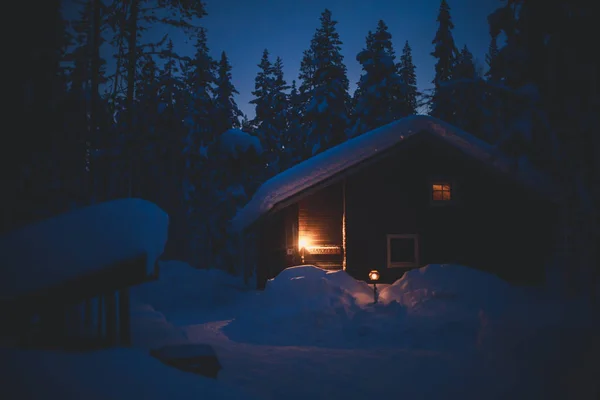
368,270,380,304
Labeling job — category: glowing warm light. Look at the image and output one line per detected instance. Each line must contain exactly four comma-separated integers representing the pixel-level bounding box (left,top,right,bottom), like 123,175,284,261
298,236,311,250
432,182,452,201
368,270,380,281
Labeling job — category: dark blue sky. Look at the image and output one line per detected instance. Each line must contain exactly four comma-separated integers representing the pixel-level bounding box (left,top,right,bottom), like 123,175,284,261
64,0,500,118
194,0,499,118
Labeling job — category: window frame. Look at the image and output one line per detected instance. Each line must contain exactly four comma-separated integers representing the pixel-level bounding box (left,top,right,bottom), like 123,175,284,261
386,234,420,269
429,178,456,206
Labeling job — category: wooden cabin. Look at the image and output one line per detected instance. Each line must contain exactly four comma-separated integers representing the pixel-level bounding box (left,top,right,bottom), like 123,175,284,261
233,116,561,289
0,198,168,349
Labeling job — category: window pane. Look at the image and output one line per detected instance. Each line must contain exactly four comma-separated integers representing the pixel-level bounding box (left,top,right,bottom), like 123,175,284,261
432,184,443,191
442,190,452,200
390,237,416,263
432,190,443,201
442,184,451,191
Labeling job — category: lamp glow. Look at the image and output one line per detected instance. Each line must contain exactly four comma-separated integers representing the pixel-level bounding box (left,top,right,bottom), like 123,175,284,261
369,270,380,304
298,236,310,250
368,270,380,281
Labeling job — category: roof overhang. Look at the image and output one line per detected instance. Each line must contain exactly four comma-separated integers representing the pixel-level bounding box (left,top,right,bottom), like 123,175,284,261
231,115,562,233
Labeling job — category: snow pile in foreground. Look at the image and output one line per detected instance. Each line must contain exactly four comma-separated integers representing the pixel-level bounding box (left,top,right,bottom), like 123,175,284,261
223,266,373,346
223,264,542,350
132,260,252,325
0,198,169,301
0,347,256,400
379,264,525,315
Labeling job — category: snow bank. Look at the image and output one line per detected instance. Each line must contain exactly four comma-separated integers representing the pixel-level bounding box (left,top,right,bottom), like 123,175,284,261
231,115,559,232
223,266,367,346
219,128,263,157
132,260,251,325
222,264,542,350
0,347,256,400
0,198,169,301
379,264,524,315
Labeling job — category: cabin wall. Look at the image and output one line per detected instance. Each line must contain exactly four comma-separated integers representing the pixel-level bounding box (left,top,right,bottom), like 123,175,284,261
345,134,556,284
254,133,557,288
256,204,299,288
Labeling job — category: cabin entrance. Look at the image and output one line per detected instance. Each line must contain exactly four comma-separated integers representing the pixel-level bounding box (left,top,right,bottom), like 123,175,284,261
298,184,344,270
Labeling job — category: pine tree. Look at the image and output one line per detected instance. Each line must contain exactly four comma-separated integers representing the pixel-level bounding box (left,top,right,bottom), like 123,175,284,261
352,20,404,135
186,28,216,146
303,9,351,156
430,0,458,121
250,50,289,175
250,49,275,127
484,36,500,82
398,40,418,115
105,0,207,198
281,80,304,170
486,0,600,298
449,45,483,135
298,48,316,102
214,51,243,134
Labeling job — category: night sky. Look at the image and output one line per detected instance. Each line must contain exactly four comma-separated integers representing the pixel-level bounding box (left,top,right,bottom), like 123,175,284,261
65,0,500,118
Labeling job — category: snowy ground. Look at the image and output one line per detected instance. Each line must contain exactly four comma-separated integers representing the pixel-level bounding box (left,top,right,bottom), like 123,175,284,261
127,262,598,400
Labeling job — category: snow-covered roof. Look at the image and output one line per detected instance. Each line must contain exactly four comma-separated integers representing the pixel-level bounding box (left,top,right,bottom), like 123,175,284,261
231,115,559,232
0,198,169,302
219,129,263,157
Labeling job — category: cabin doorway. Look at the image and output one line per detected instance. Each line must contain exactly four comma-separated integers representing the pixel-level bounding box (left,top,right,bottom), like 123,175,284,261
297,184,344,270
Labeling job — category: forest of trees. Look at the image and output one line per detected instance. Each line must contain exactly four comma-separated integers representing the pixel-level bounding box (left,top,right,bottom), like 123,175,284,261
9,0,599,296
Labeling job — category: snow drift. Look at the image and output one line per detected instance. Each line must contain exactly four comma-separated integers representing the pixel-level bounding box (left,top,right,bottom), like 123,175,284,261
222,264,538,350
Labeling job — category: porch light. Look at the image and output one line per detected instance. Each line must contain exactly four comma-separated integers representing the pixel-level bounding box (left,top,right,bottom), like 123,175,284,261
298,236,311,250
368,270,380,304
298,236,311,264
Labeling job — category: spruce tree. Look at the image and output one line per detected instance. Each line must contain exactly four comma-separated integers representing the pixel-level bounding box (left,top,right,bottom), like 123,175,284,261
430,0,458,121
352,20,404,136
484,36,500,82
214,51,243,134
298,48,316,103
398,40,418,115
250,50,289,175
303,9,351,155
449,45,483,135
281,80,304,170
186,28,216,146
250,49,275,127
486,0,600,296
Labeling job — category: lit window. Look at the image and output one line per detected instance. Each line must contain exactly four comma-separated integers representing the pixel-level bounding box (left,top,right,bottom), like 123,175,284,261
432,182,452,201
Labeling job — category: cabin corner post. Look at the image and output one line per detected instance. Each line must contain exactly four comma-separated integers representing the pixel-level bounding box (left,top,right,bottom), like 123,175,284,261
342,178,347,270
118,288,131,346
105,291,117,346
